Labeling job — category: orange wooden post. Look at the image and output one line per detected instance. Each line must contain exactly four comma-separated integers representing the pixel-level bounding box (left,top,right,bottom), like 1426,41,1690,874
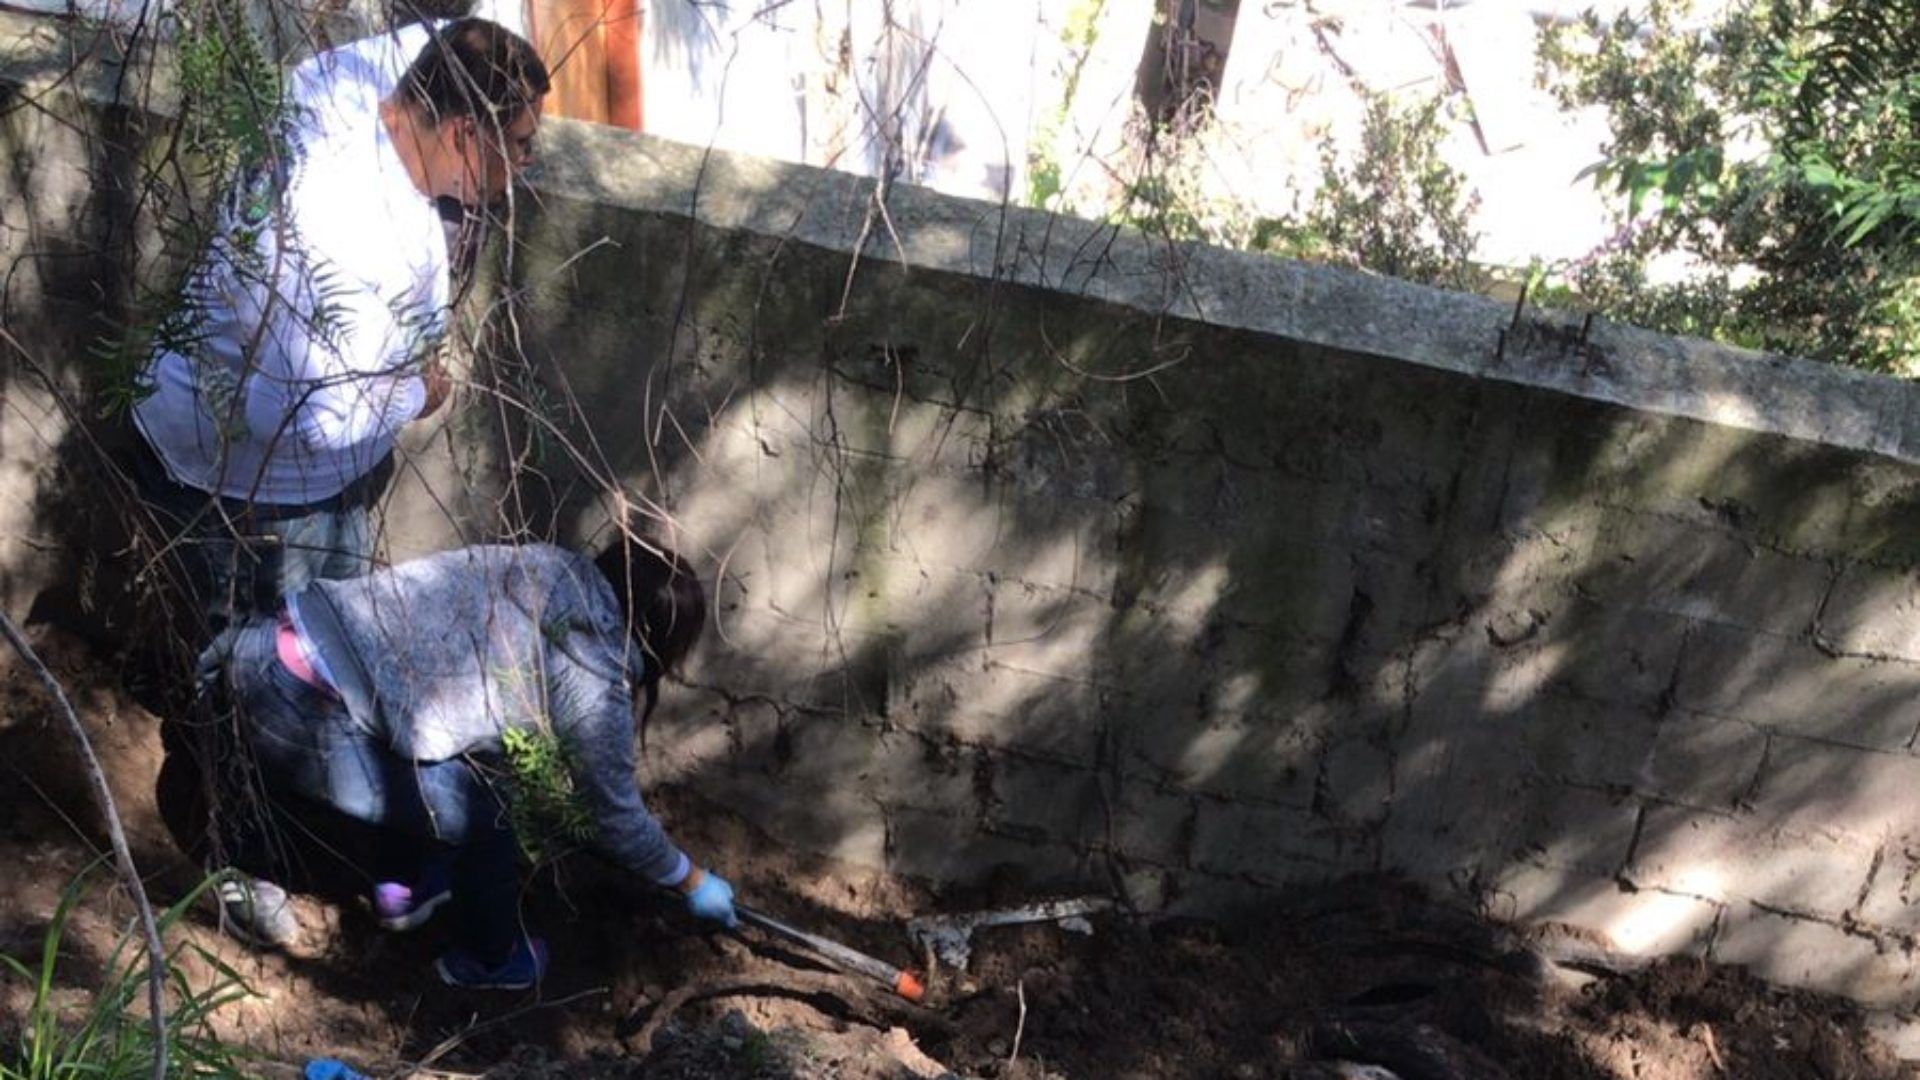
605,0,641,130
526,0,640,130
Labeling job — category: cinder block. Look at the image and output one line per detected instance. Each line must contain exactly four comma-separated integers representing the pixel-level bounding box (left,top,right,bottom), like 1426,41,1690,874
693,767,880,866
1320,469,1452,562
1346,547,1440,649
985,751,1104,844
675,456,860,616
1210,532,1363,643
1747,738,1920,846
812,816,890,867
1626,804,1874,917
1856,835,1920,935
981,577,1110,682
1580,513,1830,636
822,336,961,400
1001,410,1131,508
1513,695,1660,791
693,598,897,713
1111,779,1198,868
694,693,788,777
1386,764,1634,886
1121,703,1328,809
1487,861,1719,959
1641,708,1767,810
882,470,1106,583
1402,634,1507,737
1320,730,1394,827
1674,621,1920,750
984,502,1119,597
1580,422,1853,557
1162,868,1310,916
827,384,996,463
638,694,737,782
774,709,885,788
1509,784,1641,876
1345,374,1479,495
1122,457,1267,567
1473,520,1605,603
1379,726,1532,879
1820,564,1920,661
860,558,990,660
762,712,979,822
1712,905,1918,1008
864,730,983,817
1189,800,1364,882
1183,627,1344,725
1530,599,1690,711
895,654,1105,762
1107,554,1232,641
883,805,1092,891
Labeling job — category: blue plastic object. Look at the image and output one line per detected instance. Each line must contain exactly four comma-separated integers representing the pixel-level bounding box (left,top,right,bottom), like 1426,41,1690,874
304,1058,371,1080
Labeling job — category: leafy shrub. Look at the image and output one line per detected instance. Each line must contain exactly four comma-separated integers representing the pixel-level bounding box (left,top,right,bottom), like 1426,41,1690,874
1538,0,1920,373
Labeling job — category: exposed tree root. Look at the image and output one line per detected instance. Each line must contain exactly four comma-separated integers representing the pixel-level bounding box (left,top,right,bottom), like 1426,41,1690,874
618,959,953,1057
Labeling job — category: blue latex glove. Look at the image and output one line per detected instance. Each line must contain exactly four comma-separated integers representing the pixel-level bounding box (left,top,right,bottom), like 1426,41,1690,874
685,871,738,928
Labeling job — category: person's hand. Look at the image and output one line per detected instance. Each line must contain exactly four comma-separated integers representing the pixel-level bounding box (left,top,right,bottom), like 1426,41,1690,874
680,866,738,928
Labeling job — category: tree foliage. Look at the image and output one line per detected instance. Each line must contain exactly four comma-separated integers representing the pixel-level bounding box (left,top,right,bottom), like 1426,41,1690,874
1112,90,1480,292
1786,0,1920,243
1540,0,1920,373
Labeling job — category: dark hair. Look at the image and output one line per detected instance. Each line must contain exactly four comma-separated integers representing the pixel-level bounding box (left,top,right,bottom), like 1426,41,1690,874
400,18,550,125
594,536,707,721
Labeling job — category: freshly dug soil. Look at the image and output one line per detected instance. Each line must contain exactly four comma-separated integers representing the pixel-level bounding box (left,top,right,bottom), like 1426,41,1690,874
1,629,1914,1080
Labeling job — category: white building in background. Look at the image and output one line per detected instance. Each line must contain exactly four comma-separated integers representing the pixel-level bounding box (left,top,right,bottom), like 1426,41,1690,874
0,0,1734,276
637,0,1151,205
626,0,1693,269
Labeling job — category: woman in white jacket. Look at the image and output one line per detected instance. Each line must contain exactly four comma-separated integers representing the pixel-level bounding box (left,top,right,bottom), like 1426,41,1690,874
132,18,548,632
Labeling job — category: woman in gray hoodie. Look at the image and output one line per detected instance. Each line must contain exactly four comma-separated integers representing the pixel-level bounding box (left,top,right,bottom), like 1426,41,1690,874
213,536,735,989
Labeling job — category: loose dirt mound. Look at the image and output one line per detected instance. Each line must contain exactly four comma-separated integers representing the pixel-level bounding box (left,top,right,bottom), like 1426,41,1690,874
932,881,1909,1079
1,629,1915,1080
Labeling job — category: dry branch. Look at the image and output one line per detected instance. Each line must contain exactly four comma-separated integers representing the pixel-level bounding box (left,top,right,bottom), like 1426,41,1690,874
0,612,170,1080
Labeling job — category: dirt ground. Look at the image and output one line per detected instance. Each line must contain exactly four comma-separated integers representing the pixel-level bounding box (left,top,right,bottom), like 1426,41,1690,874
2,628,1917,1080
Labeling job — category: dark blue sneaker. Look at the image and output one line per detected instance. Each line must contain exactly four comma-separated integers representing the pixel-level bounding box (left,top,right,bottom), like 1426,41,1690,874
434,938,549,990
372,860,453,932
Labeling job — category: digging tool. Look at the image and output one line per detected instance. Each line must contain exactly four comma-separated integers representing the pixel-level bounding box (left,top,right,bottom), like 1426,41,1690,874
907,897,1112,971
736,903,927,1003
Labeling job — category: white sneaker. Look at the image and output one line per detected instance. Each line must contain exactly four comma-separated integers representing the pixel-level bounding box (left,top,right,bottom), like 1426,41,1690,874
214,875,298,948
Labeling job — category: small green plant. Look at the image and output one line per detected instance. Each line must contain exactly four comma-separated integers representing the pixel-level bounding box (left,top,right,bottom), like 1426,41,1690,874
1283,94,1481,289
1028,0,1109,210
738,1029,774,1071
1103,82,1480,291
0,864,256,1080
498,725,597,864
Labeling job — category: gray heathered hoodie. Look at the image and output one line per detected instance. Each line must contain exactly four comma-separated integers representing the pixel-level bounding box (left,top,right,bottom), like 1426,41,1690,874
287,544,690,886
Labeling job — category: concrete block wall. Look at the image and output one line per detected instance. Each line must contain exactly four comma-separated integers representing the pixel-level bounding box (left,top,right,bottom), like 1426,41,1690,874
499,121,1920,1009
0,18,148,618
14,13,1920,1011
